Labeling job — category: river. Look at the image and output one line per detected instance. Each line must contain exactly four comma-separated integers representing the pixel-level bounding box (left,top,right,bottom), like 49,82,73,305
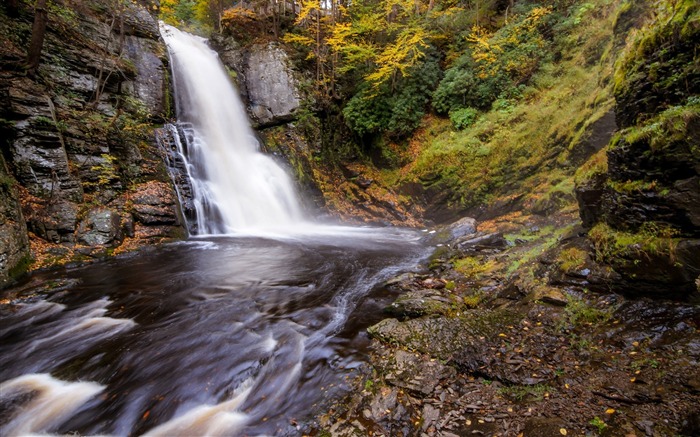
1,229,426,435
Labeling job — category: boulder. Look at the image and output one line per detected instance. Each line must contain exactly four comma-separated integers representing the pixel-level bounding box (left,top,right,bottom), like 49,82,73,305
245,43,300,127
130,181,179,225
77,208,122,246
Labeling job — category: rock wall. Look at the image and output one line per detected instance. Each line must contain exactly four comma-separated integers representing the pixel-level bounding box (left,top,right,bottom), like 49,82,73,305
211,36,300,128
0,0,183,284
575,0,700,300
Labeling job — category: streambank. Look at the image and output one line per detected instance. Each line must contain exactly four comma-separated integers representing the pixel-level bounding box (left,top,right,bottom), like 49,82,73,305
314,211,700,436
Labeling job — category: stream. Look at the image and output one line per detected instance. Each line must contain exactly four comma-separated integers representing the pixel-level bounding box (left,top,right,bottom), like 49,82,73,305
0,228,427,436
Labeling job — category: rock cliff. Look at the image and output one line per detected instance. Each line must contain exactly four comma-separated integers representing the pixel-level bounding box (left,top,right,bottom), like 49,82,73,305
575,0,700,300
0,0,183,285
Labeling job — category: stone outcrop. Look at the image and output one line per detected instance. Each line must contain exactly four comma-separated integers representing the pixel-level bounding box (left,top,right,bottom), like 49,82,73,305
0,0,183,282
212,36,300,127
0,156,29,287
575,1,700,300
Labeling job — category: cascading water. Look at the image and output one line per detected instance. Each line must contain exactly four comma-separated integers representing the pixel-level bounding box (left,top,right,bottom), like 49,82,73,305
159,24,305,235
0,24,431,437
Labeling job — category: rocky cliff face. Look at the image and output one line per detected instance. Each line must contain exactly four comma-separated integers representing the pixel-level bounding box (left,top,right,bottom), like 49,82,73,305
211,35,423,226
0,0,183,285
211,36,300,128
575,0,700,300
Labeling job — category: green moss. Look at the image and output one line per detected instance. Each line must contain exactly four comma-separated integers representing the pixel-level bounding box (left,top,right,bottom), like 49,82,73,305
8,254,33,280
607,179,660,194
562,296,612,329
454,256,496,279
588,222,680,264
558,247,587,272
614,0,700,113
574,147,608,186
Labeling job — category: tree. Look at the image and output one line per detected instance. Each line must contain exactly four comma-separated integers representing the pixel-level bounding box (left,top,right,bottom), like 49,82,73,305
26,0,48,76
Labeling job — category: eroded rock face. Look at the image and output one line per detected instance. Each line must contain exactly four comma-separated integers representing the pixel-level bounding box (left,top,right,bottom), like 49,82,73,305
0,0,183,276
574,2,700,300
212,37,300,127
246,44,300,126
0,157,29,287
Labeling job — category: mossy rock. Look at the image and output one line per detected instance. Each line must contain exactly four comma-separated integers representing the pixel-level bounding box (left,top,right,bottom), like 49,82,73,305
614,0,700,128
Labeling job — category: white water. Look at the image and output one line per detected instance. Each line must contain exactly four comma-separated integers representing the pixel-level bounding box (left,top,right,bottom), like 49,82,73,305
0,374,105,436
160,24,306,234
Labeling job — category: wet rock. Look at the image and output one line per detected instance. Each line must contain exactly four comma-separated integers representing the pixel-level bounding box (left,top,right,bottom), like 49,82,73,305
575,172,607,229
24,199,79,244
369,386,397,421
122,35,167,119
522,417,569,437
130,182,179,226
455,232,508,255
369,310,519,364
386,289,453,318
681,410,700,437
121,0,159,39
77,208,122,246
0,158,29,287
530,287,568,306
384,350,456,395
444,217,477,242
421,404,440,431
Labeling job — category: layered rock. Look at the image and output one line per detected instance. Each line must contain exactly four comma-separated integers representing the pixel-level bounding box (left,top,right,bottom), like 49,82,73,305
575,0,700,300
0,0,183,282
212,36,300,127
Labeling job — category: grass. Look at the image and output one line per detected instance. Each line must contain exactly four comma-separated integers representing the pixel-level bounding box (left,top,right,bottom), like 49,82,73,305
557,247,587,272
373,0,622,215
588,222,679,264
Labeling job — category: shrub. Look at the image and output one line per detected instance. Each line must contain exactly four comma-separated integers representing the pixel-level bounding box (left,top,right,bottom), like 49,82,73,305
449,107,479,130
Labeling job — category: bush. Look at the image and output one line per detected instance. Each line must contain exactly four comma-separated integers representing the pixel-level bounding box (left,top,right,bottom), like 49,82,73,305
449,107,479,130
344,55,441,139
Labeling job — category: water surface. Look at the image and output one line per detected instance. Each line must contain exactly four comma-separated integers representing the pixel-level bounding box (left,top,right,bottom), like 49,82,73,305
0,229,426,436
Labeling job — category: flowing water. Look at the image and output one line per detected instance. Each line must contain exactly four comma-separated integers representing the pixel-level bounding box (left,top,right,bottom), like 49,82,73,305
0,23,429,437
160,24,306,235
0,232,426,436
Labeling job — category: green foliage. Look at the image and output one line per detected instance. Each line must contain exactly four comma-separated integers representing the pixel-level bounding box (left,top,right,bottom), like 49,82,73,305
448,107,479,130
343,83,391,137
589,222,680,264
432,52,506,114
589,416,607,434
344,55,440,139
563,296,612,329
432,6,554,115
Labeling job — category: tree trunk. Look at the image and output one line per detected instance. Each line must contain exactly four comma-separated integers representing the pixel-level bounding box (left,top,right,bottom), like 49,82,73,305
26,0,49,77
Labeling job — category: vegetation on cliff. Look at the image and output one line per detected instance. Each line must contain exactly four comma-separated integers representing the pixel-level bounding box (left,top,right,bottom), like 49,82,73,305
0,0,183,282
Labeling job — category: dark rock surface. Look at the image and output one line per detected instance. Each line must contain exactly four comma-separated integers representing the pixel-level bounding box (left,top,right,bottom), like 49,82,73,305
0,0,183,278
574,1,700,300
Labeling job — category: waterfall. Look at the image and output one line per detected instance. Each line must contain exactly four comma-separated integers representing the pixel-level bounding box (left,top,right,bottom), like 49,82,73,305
159,24,306,235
